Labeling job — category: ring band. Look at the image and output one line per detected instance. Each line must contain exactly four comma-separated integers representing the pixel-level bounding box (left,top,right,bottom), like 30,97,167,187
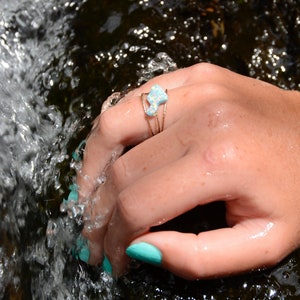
141,84,168,136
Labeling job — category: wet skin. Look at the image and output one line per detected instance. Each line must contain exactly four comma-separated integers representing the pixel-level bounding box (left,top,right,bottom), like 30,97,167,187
77,63,300,279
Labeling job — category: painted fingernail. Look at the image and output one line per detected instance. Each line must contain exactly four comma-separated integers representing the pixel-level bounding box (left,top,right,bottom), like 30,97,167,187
126,242,162,266
102,255,112,275
68,184,78,201
62,184,78,206
72,236,90,263
72,140,86,162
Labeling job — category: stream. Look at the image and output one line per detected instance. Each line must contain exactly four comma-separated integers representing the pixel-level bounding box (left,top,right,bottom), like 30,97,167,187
0,0,299,299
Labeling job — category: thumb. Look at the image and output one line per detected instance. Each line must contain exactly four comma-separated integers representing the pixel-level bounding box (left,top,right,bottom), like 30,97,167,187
125,221,288,280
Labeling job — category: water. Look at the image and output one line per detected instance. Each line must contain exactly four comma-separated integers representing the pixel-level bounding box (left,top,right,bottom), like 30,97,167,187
0,0,299,299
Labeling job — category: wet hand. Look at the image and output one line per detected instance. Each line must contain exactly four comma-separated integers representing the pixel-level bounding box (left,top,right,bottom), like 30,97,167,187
77,63,300,279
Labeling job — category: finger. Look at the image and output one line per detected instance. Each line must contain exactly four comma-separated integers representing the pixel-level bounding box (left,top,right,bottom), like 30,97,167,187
82,227,105,266
80,179,116,265
76,83,201,198
78,80,213,264
104,152,242,275
76,63,240,199
108,123,189,191
76,65,201,197
81,115,195,265
126,219,290,279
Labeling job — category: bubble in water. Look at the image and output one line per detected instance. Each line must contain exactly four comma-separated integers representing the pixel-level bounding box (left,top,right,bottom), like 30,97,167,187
0,0,91,298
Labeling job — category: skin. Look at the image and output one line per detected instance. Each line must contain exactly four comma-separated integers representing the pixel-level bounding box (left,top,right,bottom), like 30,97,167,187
77,63,300,280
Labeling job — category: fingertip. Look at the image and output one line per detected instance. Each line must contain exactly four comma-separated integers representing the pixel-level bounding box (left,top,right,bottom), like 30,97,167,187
72,140,86,162
67,184,78,202
102,255,113,275
72,235,90,263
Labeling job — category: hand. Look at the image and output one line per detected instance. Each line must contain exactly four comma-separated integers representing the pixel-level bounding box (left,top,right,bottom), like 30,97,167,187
77,63,300,279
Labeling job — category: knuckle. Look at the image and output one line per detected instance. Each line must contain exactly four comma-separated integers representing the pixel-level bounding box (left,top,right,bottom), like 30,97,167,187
96,109,116,137
109,157,128,189
201,101,242,168
201,83,229,100
187,62,223,83
95,108,119,140
116,189,139,226
202,139,240,169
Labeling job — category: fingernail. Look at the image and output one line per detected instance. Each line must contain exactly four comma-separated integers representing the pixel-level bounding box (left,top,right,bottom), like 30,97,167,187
102,255,112,275
67,184,78,202
126,242,162,266
62,184,78,206
73,236,90,263
72,140,86,161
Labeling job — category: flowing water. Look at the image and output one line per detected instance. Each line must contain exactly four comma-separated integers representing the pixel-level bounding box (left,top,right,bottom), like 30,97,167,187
0,0,299,299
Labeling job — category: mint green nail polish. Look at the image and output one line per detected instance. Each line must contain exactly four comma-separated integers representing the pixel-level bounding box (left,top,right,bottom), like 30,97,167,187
72,140,86,161
73,236,90,263
67,184,78,202
102,255,112,275
78,245,90,263
126,242,162,266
